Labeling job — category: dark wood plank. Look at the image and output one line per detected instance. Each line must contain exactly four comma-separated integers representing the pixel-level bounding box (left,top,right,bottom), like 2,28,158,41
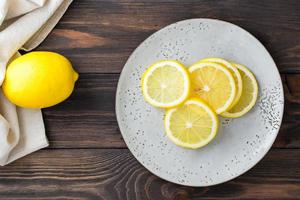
37,0,300,74
5,1,299,199
44,74,124,148
43,74,300,149
0,149,299,200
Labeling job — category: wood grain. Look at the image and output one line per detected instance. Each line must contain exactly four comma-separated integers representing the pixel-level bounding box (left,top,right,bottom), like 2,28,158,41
43,74,300,149
37,0,300,74
0,149,299,200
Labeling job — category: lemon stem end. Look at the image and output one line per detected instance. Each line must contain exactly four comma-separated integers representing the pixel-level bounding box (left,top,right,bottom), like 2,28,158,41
73,72,79,81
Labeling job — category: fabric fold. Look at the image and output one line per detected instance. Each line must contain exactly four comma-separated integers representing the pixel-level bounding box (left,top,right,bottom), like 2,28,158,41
0,0,73,166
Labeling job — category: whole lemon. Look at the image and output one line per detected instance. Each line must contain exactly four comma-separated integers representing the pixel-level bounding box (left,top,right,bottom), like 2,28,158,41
2,51,79,108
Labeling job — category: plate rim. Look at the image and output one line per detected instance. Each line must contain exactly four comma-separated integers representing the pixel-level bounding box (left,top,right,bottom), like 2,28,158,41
115,18,285,187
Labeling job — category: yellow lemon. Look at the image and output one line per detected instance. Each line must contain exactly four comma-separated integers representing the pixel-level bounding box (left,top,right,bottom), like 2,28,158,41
198,57,243,108
164,98,219,149
189,62,236,114
141,60,191,108
2,51,79,108
221,63,258,118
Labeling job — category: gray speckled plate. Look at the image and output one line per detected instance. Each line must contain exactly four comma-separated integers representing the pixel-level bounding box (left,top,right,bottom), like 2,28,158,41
115,19,284,186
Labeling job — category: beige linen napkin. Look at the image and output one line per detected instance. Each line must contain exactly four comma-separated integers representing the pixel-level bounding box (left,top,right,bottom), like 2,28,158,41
0,0,72,166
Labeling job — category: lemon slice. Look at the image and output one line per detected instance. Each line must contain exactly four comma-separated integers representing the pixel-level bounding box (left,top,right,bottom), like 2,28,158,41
141,60,191,108
199,57,243,108
165,98,219,149
189,62,236,114
221,63,258,118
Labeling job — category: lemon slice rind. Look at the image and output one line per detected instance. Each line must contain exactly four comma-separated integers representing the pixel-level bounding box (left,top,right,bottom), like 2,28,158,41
164,98,219,149
198,57,243,108
221,63,258,118
189,62,236,114
141,60,191,108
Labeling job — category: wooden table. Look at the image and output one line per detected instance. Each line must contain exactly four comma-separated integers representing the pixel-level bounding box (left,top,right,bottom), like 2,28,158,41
0,1,299,199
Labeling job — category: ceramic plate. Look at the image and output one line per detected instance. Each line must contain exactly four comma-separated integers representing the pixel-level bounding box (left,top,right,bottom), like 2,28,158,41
115,19,284,186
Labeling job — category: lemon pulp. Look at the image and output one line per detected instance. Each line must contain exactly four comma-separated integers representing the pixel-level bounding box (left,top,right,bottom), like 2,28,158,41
189,62,236,114
141,60,191,108
199,57,243,108
165,98,219,149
